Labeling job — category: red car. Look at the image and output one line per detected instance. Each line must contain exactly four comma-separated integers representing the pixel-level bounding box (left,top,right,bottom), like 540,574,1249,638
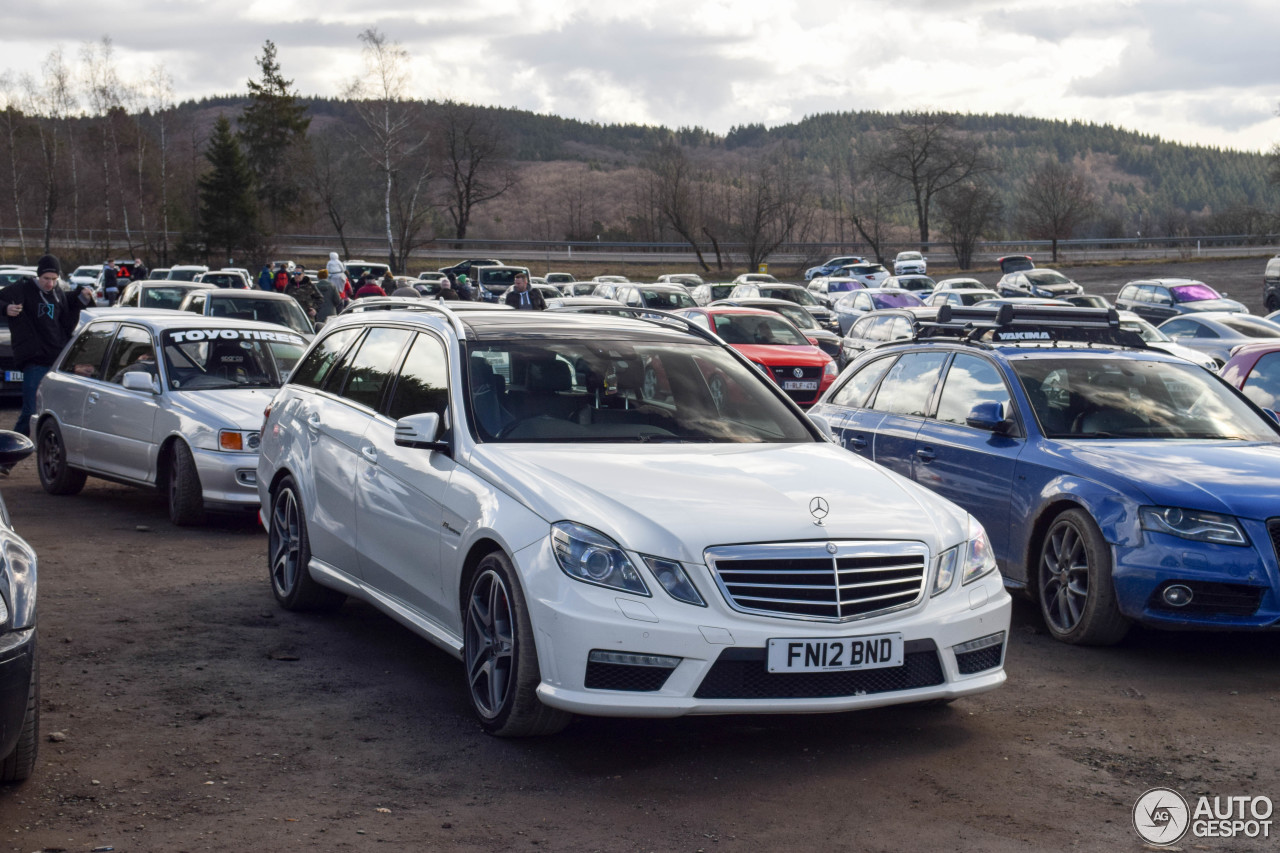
1221,340,1280,411
677,306,837,406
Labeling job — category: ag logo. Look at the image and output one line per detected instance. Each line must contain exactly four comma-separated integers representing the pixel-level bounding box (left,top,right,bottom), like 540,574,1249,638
1133,787,1190,846
809,496,829,525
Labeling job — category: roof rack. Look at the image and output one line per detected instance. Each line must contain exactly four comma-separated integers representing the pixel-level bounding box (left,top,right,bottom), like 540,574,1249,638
914,304,1148,350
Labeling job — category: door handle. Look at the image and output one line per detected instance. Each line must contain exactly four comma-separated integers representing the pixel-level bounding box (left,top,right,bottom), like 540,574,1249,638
915,447,936,463
87,391,99,403
360,445,378,465
848,435,868,450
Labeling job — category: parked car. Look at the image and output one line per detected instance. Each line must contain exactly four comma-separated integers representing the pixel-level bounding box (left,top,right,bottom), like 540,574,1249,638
0,325,20,398
543,295,630,313
1063,294,1113,310
1264,256,1280,312
996,255,1034,275
837,307,938,368
36,314,308,525
893,251,927,276
996,269,1083,299
805,276,865,306
1155,312,1280,367
544,272,576,285
1222,341,1280,409
611,284,698,311
417,271,448,284
711,297,843,358
177,289,314,339
689,283,736,306
197,270,251,289
472,265,533,303
831,288,926,335
811,303,1280,645
804,256,865,281
834,262,891,289
115,281,216,310
558,282,598,297
656,273,704,288
165,265,209,282
438,258,501,281
924,288,999,308
0,431,38,783
147,268,170,280
259,306,1010,734
731,273,780,285
1115,311,1217,371
675,306,837,406
68,265,100,290
933,278,985,292
882,275,936,296
1115,278,1247,323
725,283,838,332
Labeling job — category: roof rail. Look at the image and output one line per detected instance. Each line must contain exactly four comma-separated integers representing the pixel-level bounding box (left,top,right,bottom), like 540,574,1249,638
915,304,1148,349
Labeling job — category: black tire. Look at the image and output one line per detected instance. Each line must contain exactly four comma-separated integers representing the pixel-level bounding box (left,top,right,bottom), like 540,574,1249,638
463,552,570,737
167,441,205,526
36,420,86,496
0,654,38,784
267,477,345,612
1038,509,1130,646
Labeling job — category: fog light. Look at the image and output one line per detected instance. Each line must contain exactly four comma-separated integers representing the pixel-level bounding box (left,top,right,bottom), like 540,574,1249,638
587,650,681,668
952,632,1005,654
236,469,257,486
1162,584,1193,607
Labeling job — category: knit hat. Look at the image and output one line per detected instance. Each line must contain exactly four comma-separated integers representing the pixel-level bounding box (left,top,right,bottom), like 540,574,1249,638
317,269,329,280
36,254,61,277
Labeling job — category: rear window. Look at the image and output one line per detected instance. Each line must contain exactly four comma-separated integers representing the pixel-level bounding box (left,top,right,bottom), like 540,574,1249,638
1026,270,1070,286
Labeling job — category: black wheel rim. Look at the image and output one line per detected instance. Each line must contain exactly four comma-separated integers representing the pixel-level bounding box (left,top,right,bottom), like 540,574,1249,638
38,428,61,482
1040,520,1090,634
465,569,514,719
269,489,302,597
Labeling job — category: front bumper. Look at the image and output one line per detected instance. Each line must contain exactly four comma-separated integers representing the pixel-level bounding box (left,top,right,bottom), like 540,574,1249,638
191,447,261,512
0,628,34,760
515,537,1012,718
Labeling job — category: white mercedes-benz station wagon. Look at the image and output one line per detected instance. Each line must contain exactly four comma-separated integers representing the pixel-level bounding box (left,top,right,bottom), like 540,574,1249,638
257,305,1011,735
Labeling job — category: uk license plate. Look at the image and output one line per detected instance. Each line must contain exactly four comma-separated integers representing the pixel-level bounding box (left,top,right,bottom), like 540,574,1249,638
3,371,21,382
782,380,818,391
766,633,903,673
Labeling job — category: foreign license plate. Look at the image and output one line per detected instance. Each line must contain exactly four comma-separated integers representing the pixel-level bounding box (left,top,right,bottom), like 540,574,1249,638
782,380,819,391
3,371,21,382
766,633,904,673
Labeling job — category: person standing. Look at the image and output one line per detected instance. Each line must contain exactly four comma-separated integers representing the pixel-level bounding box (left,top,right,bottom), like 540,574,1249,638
273,265,290,292
257,263,274,291
133,257,149,281
454,273,474,301
504,272,545,310
352,273,387,299
313,269,343,324
101,262,119,304
285,268,322,323
0,255,94,440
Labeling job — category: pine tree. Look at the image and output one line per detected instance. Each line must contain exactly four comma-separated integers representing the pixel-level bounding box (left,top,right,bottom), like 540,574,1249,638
239,40,310,229
198,115,259,262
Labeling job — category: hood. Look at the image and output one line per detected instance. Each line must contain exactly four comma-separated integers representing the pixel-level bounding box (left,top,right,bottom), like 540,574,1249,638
169,387,275,431
466,443,968,562
1062,440,1280,521
733,343,832,366
1182,299,1246,313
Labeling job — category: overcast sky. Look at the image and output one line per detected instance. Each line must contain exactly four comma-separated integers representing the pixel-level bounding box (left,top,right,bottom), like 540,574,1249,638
2,0,1278,153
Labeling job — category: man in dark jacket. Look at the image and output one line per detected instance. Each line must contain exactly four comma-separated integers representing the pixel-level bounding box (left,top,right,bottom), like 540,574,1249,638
504,272,545,310
0,255,93,440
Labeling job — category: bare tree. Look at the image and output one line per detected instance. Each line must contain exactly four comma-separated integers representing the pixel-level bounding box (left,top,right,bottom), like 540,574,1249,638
145,63,174,263
937,181,1003,270
836,141,902,265
308,127,364,260
1016,158,1097,263
875,113,993,249
81,37,127,254
437,101,517,240
0,73,28,260
644,140,716,271
344,28,430,272
726,147,815,270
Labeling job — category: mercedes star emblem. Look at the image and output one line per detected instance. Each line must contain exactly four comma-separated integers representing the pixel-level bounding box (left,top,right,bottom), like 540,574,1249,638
809,496,829,525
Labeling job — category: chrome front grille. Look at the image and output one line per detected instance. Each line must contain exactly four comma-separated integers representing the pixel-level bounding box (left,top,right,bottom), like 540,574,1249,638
706,541,928,622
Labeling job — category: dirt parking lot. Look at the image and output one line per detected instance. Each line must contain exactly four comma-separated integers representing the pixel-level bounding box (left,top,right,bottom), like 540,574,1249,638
1,256,1278,852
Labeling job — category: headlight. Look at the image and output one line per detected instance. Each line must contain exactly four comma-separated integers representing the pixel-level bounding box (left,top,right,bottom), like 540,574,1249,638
219,429,261,452
823,361,837,376
1140,507,1247,545
643,556,705,606
935,517,998,594
551,522,650,596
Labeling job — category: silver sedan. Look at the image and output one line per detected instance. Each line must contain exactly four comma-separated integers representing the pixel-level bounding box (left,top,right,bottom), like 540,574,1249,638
34,313,308,525
1156,312,1280,368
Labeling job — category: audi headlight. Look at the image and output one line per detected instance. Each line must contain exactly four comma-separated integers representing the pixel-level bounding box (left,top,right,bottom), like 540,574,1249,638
219,429,261,452
1140,507,1247,545
551,522,650,596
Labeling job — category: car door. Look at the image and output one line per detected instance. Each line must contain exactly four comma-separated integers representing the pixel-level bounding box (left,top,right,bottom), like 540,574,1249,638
355,330,456,626
813,354,898,460
863,351,948,478
45,321,118,466
1142,285,1178,323
910,353,1024,565
81,324,160,482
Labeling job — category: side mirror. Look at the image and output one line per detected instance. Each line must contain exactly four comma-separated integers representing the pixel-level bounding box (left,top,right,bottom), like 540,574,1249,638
0,430,34,468
122,371,159,394
394,412,451,454
808,413,837,442
1264,408,1279,424
965,401,1014,435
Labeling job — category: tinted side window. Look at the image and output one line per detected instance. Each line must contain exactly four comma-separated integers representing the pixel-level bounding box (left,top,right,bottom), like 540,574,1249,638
104,325,157,385
1159,319,1197,337
936,354,1012,426
870,351,947,416
386,333,450,420
830,356,895,407
290,327,360,389
337,326,413,410
59,324,117,380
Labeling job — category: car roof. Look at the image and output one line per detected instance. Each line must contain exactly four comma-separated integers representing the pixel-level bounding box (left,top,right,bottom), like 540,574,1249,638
83,309,306,336
1124,278,1206,287
203,289,294,300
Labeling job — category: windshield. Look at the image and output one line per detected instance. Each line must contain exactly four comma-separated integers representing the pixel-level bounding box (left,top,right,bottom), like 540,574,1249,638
1026,270,1071,286
162,329,307,390
641,289,696,309
1170,283,1220,303
774,305,816,329
826,279,860,292
1014,357,1277,440
1120,319,1170,342
466,339,812,443
874,292,925,308
713,313,810,347
898,253,922,261
760,287,818,306
167,268,203,281
207,297,312,336
142,286,197,309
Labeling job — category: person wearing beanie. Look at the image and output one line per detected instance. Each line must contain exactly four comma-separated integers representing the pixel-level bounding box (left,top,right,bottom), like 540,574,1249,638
0,255,94,442
312,268,342,324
